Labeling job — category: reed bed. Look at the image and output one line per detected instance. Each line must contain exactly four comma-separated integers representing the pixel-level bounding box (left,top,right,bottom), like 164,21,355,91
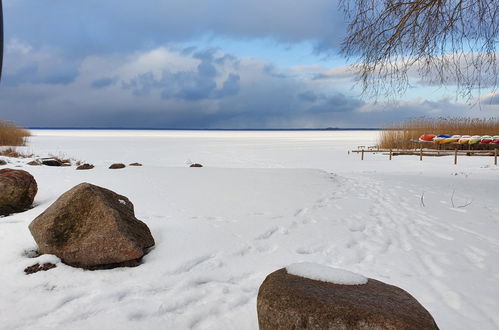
0,120,31,147
378,117,499,149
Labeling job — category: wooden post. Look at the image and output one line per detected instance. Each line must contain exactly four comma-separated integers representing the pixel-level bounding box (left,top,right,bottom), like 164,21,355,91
361,149,364,160
495,149,497,166
454,149,458,165
389,149,392,160
419,147,423,161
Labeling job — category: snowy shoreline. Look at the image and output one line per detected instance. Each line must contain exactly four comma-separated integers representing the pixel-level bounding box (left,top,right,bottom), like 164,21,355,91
1,130,498,329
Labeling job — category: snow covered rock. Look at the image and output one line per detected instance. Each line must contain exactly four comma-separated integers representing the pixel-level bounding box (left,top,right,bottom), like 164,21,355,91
29,183,155,269
0,169,38,216
286,262,368,285
257,267,439,330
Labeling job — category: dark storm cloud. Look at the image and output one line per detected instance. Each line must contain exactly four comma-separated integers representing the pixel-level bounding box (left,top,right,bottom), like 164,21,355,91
122,50,241,101
308,94,365,113
91,77,115,89
4,63,78,86
5,0,345,57
297,91,364,113
2,41,497,129
298,91,319,102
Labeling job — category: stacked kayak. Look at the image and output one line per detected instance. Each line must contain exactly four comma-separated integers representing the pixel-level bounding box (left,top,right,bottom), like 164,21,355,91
417,134,499,144
469,136,482,144
480,136,493,144
442,135,461,143
418,134,436,142
432,134,451,143
458,135,471,144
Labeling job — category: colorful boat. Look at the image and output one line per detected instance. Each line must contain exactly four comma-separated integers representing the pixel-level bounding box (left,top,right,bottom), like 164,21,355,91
469,135,481,144
458,135,472,144
491,136,499,144
480,136,493,144
441,135,461,143
419,134,436,142
433,134,451,144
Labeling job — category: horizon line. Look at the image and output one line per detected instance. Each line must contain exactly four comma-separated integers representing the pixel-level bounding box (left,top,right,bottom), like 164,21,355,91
28,127,381,131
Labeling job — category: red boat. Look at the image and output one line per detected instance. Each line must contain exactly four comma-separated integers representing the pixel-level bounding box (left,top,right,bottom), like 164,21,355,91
480,136,493,144
419,134,436,142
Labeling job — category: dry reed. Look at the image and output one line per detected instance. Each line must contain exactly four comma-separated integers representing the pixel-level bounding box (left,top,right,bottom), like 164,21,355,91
0,147,33,158
0,121,31,146
378,117,499,149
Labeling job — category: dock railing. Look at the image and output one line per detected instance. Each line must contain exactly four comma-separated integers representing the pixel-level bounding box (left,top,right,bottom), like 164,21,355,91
352,143,498,165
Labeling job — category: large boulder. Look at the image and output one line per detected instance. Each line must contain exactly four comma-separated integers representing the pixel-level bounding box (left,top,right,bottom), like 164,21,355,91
29,183,155,269
257,267,439,330
0,169,38,216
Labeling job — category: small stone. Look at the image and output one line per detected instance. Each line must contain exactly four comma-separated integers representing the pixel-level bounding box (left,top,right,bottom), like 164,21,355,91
24,263,56,275
109,163,126,169
0,160,7,166
42,159,62,167
27,160,41,166
0,169,38,216
129,162,142,166
76,164,94,170
190,163,203,167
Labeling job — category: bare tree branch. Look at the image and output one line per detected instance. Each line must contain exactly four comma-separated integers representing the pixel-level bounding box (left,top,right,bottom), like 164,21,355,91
341,0,498,103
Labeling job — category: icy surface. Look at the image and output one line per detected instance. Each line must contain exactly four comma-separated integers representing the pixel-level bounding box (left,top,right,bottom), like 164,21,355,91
1,130,499,330
286,262,368,285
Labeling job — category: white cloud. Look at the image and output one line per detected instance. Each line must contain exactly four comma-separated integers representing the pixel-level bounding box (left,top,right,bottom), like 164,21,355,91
2,39,497,129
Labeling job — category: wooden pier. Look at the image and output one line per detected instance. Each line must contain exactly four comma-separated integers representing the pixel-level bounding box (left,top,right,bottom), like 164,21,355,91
352,146,498,165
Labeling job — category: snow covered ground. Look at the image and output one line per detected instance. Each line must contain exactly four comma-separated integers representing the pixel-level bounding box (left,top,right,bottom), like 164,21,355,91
1,130,498,330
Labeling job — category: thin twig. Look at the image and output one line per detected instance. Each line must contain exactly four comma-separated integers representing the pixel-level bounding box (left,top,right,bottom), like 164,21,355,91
451,189,473,208
457,200,473,208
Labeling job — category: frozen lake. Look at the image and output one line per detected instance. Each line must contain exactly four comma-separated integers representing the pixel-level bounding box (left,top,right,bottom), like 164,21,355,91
26,129,379,171
1,130,498,329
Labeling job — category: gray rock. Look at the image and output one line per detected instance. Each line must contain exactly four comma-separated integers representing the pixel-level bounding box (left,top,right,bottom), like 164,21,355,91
109,163,126,169
0,169,38,216
42,159,62,166
76,163,94,170
257,268,439,330
29,183,155,269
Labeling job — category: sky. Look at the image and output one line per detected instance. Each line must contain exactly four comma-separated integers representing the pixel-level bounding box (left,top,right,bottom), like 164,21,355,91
1,0,498,129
